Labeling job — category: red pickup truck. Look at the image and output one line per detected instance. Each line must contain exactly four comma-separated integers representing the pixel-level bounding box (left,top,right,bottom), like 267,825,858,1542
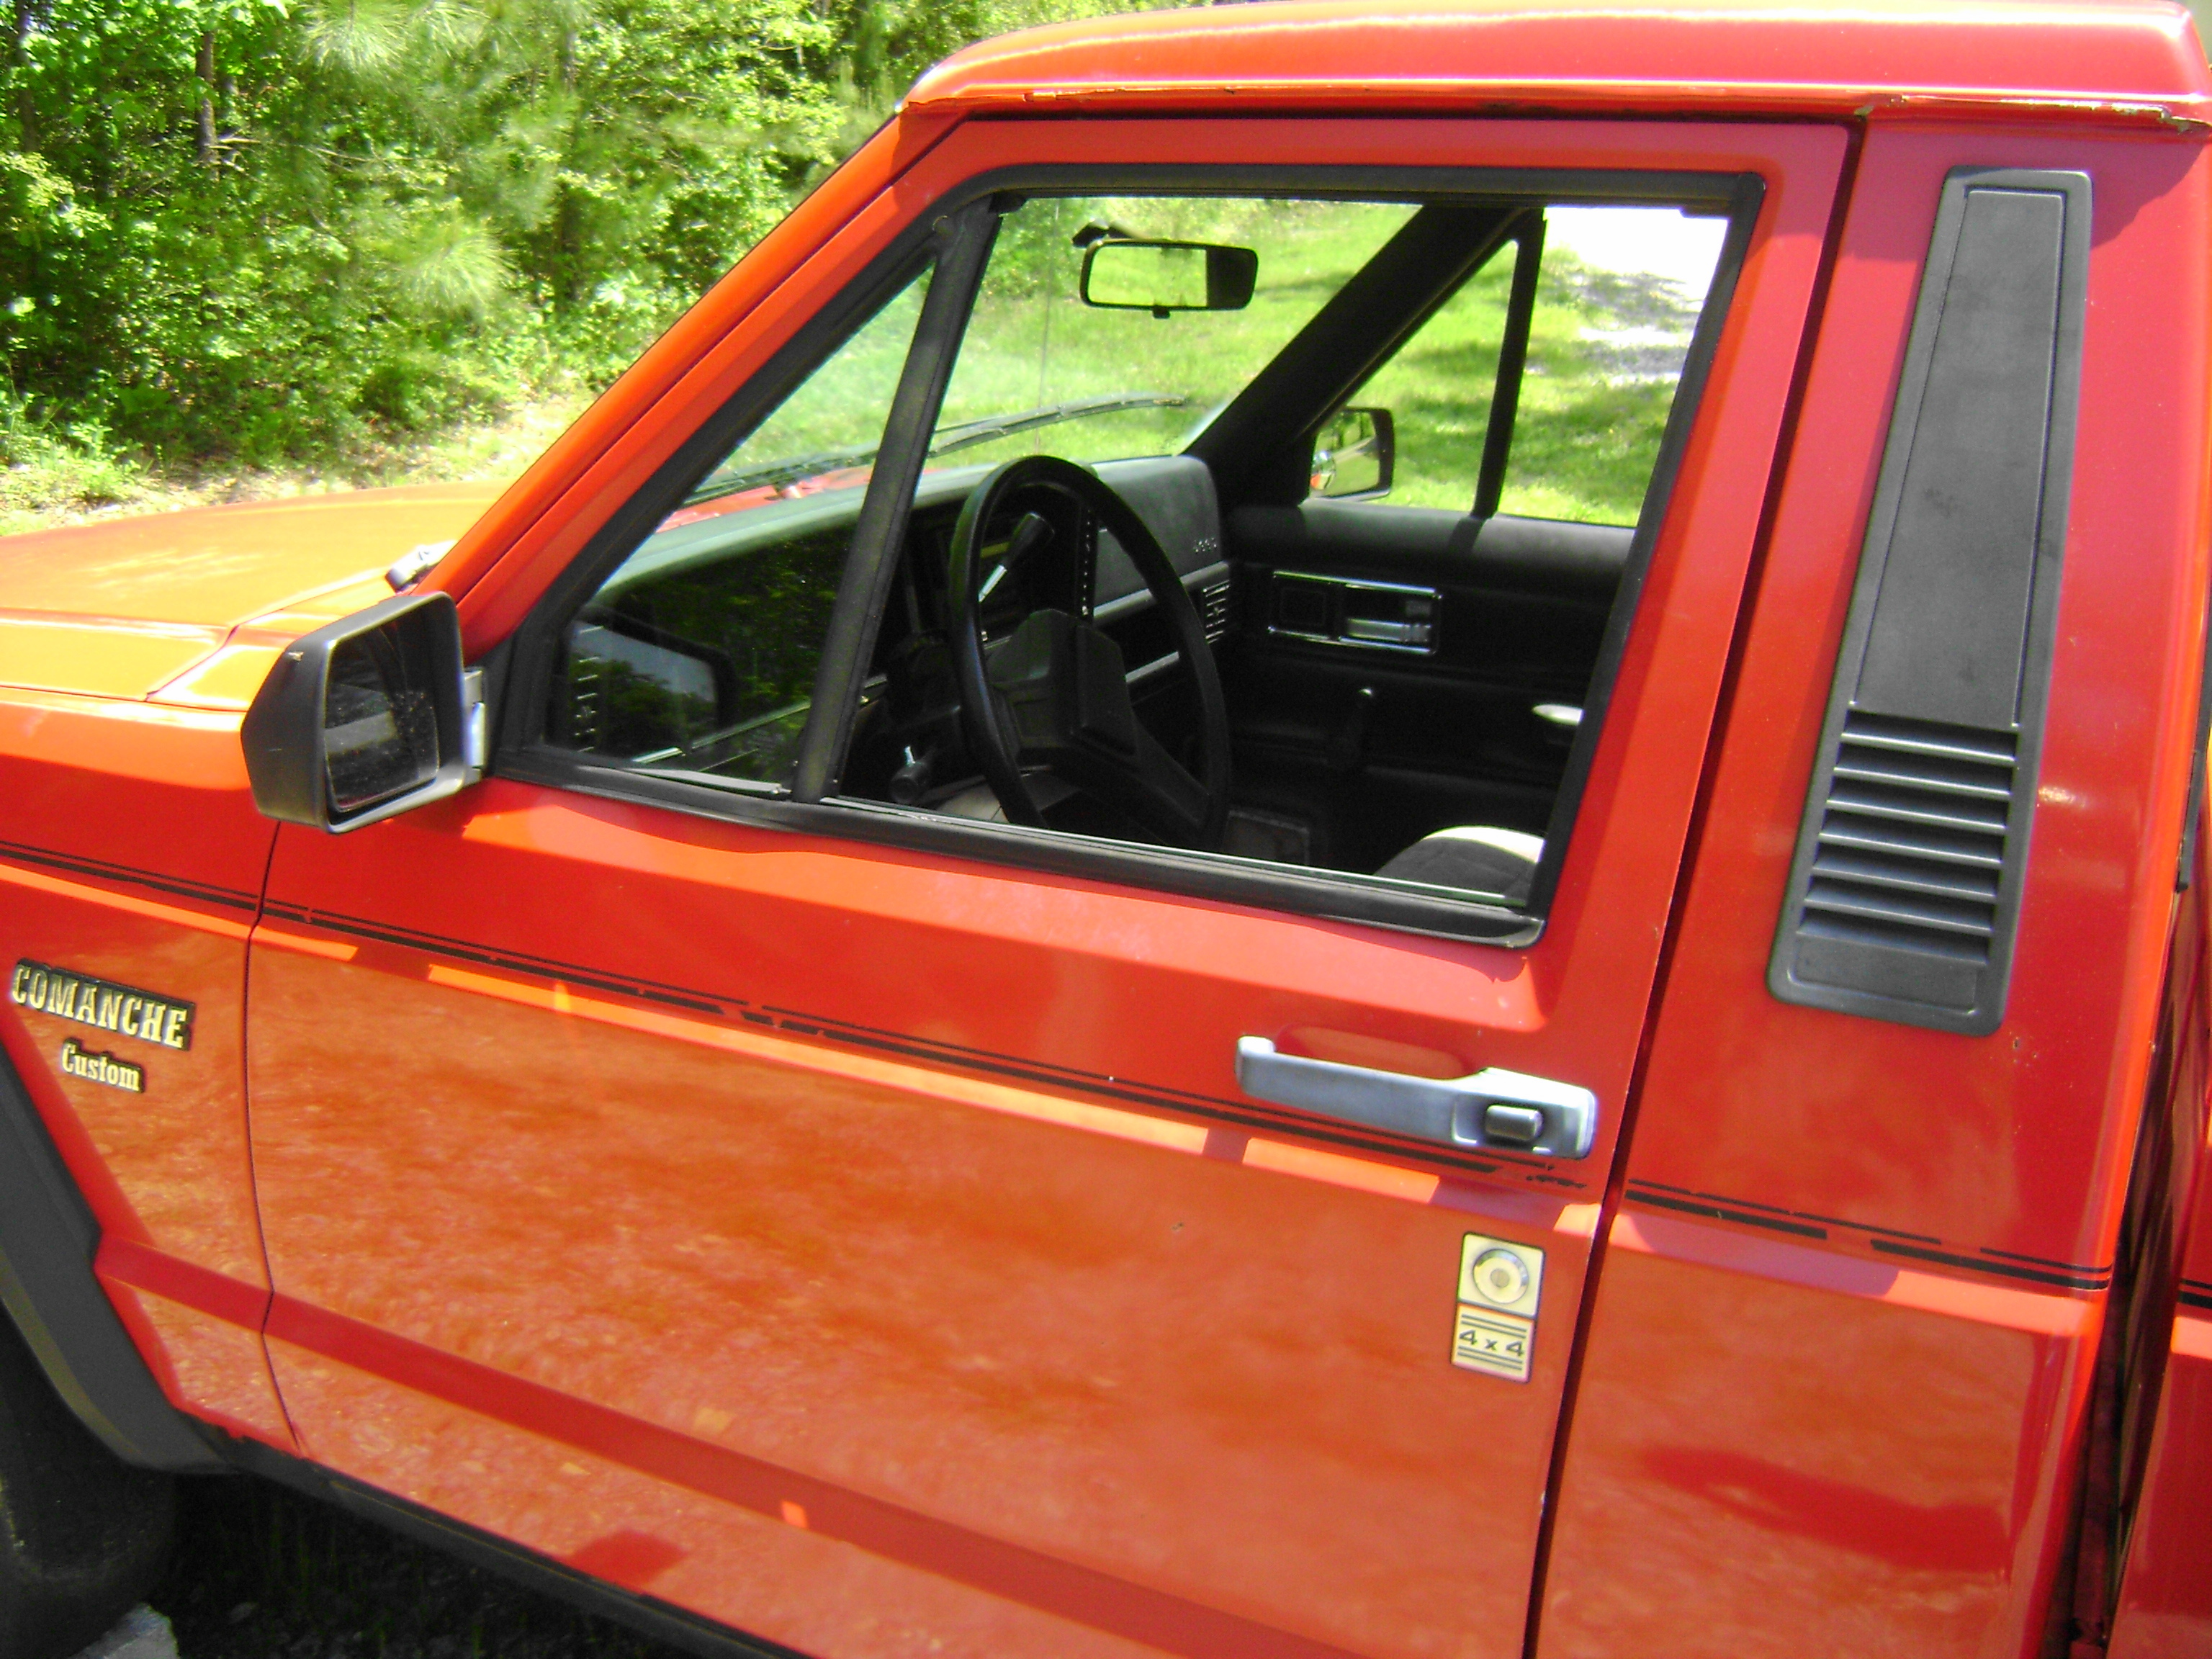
4,2,2211,1656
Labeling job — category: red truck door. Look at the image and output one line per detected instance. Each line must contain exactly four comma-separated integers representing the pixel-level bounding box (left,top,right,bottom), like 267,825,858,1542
243,116,1842,1659
1539,122,2212,1659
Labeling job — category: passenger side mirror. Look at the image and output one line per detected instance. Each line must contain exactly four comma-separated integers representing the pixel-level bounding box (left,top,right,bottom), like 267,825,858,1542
1079,239,1259,315
241,590,483,832
1311,408,1395,500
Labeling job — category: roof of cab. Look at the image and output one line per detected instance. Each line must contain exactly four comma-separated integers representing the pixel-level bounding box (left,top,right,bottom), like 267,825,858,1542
906,0,2212,127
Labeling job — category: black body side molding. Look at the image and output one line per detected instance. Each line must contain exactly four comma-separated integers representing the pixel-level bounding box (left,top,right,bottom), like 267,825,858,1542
1771,167,2092,1035
0,1040,225,1470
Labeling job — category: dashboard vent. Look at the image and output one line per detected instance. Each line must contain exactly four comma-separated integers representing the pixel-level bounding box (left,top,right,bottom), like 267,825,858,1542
1770,166,2088,1035
1200,578,1233,642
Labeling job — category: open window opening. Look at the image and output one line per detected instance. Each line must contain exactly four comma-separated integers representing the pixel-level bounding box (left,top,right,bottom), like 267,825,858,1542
526,175,1748,941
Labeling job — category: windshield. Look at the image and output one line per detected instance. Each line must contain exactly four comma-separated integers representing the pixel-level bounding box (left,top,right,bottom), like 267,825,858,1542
935,196,1416,467
663,197,1419,531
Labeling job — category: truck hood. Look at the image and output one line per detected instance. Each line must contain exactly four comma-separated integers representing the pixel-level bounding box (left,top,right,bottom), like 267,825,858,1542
0,483,500,706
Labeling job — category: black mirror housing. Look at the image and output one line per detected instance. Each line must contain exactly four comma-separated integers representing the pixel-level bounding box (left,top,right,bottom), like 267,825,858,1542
241,590,482,833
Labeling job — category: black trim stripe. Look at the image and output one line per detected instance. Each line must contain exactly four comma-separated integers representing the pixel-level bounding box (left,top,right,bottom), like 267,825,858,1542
1625,1187,1827,1239
260,906,1593,1190
1868,1238,2109,1291
1626,1182,2116,1294
261,904,728,1016
1627,1177,1936,1241
1980,1246,2116,1274
2178,1287,2212,1313
0,836,258,914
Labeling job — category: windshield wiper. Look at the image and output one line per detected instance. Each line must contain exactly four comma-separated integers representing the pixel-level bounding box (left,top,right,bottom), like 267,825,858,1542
682,442,882,506
923,391,1187,459
680,391,1188,508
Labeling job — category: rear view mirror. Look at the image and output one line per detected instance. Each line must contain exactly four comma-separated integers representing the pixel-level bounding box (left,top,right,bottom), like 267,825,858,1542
1079,239,1258,315
1311,407,1396,500
242,590,483,832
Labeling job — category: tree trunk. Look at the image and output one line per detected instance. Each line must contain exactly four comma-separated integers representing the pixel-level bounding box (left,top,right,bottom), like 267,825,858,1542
194,30,215,165
13,0,36,149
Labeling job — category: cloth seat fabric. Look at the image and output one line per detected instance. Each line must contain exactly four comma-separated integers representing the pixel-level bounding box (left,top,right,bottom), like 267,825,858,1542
1375,824,1545,904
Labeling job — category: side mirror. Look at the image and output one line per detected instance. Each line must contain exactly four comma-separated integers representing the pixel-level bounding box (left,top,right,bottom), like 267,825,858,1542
1311,407,1395,500
241,590,484,832
1079,239,1258,315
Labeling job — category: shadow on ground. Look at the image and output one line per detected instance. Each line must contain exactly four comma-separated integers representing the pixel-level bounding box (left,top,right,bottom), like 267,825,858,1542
148,1478,686,1659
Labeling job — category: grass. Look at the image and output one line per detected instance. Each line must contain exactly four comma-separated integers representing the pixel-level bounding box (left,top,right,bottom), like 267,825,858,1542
0,200,1704,544
0,397,589,541
733,195,1704,530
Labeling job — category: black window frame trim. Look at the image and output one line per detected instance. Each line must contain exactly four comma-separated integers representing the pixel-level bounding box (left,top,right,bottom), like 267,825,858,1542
498,159,1768,948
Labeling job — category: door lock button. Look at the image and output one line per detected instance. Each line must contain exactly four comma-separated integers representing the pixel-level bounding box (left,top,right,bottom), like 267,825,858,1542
1481,1102,1545,1146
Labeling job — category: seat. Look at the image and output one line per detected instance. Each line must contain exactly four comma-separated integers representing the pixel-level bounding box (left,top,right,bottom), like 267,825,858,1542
1375,825,1545,905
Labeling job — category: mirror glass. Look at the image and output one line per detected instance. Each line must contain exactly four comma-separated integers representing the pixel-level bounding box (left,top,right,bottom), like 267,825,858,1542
1080,240,1259,314
323,628,441,815
1312,408,1390,498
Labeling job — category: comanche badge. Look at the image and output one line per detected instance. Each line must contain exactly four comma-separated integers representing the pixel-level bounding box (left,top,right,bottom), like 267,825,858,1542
10,960,194,1051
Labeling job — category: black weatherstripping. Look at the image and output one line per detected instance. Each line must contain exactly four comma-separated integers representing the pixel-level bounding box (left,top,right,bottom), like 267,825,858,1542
1771,168,2091,1035
0,1041,222,1471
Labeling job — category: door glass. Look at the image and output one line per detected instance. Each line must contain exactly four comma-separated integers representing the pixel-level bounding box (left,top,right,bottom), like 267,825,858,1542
1502,206,1727,524
544,266,933,786
822,194,1734,915
1349,204,1727,523
1346,251,1512,510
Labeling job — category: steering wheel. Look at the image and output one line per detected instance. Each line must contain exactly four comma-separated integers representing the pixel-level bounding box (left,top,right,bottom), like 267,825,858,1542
947,456,1232,850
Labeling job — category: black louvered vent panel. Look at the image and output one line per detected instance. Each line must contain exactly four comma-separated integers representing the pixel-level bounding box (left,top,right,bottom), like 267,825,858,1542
1768,166,2087,1034
1797,712,2015,968
1200,579,1233,642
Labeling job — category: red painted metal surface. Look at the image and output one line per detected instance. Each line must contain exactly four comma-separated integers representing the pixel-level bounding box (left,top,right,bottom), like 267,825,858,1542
2112,1316,2212,1658
0,690,292,1444
1539,119,2212,1659
244,112,1840,1659
0,4,2206,1651
2110,862,2212,1659
908,0,2212,125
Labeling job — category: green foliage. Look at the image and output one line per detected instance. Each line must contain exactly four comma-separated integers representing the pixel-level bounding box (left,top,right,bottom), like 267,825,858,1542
0,0,1164,468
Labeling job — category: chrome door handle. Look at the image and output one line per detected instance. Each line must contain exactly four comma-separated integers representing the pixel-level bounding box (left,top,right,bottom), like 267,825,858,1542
1233,1037,1598,1159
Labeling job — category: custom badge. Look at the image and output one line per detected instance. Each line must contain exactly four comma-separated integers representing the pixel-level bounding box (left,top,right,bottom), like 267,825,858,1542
1452,1233,1545,1383
58,1038,143,1094
12,960,193,1094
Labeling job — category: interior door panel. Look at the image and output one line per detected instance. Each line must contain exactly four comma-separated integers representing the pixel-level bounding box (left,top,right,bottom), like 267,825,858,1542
1223,500,1631,871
